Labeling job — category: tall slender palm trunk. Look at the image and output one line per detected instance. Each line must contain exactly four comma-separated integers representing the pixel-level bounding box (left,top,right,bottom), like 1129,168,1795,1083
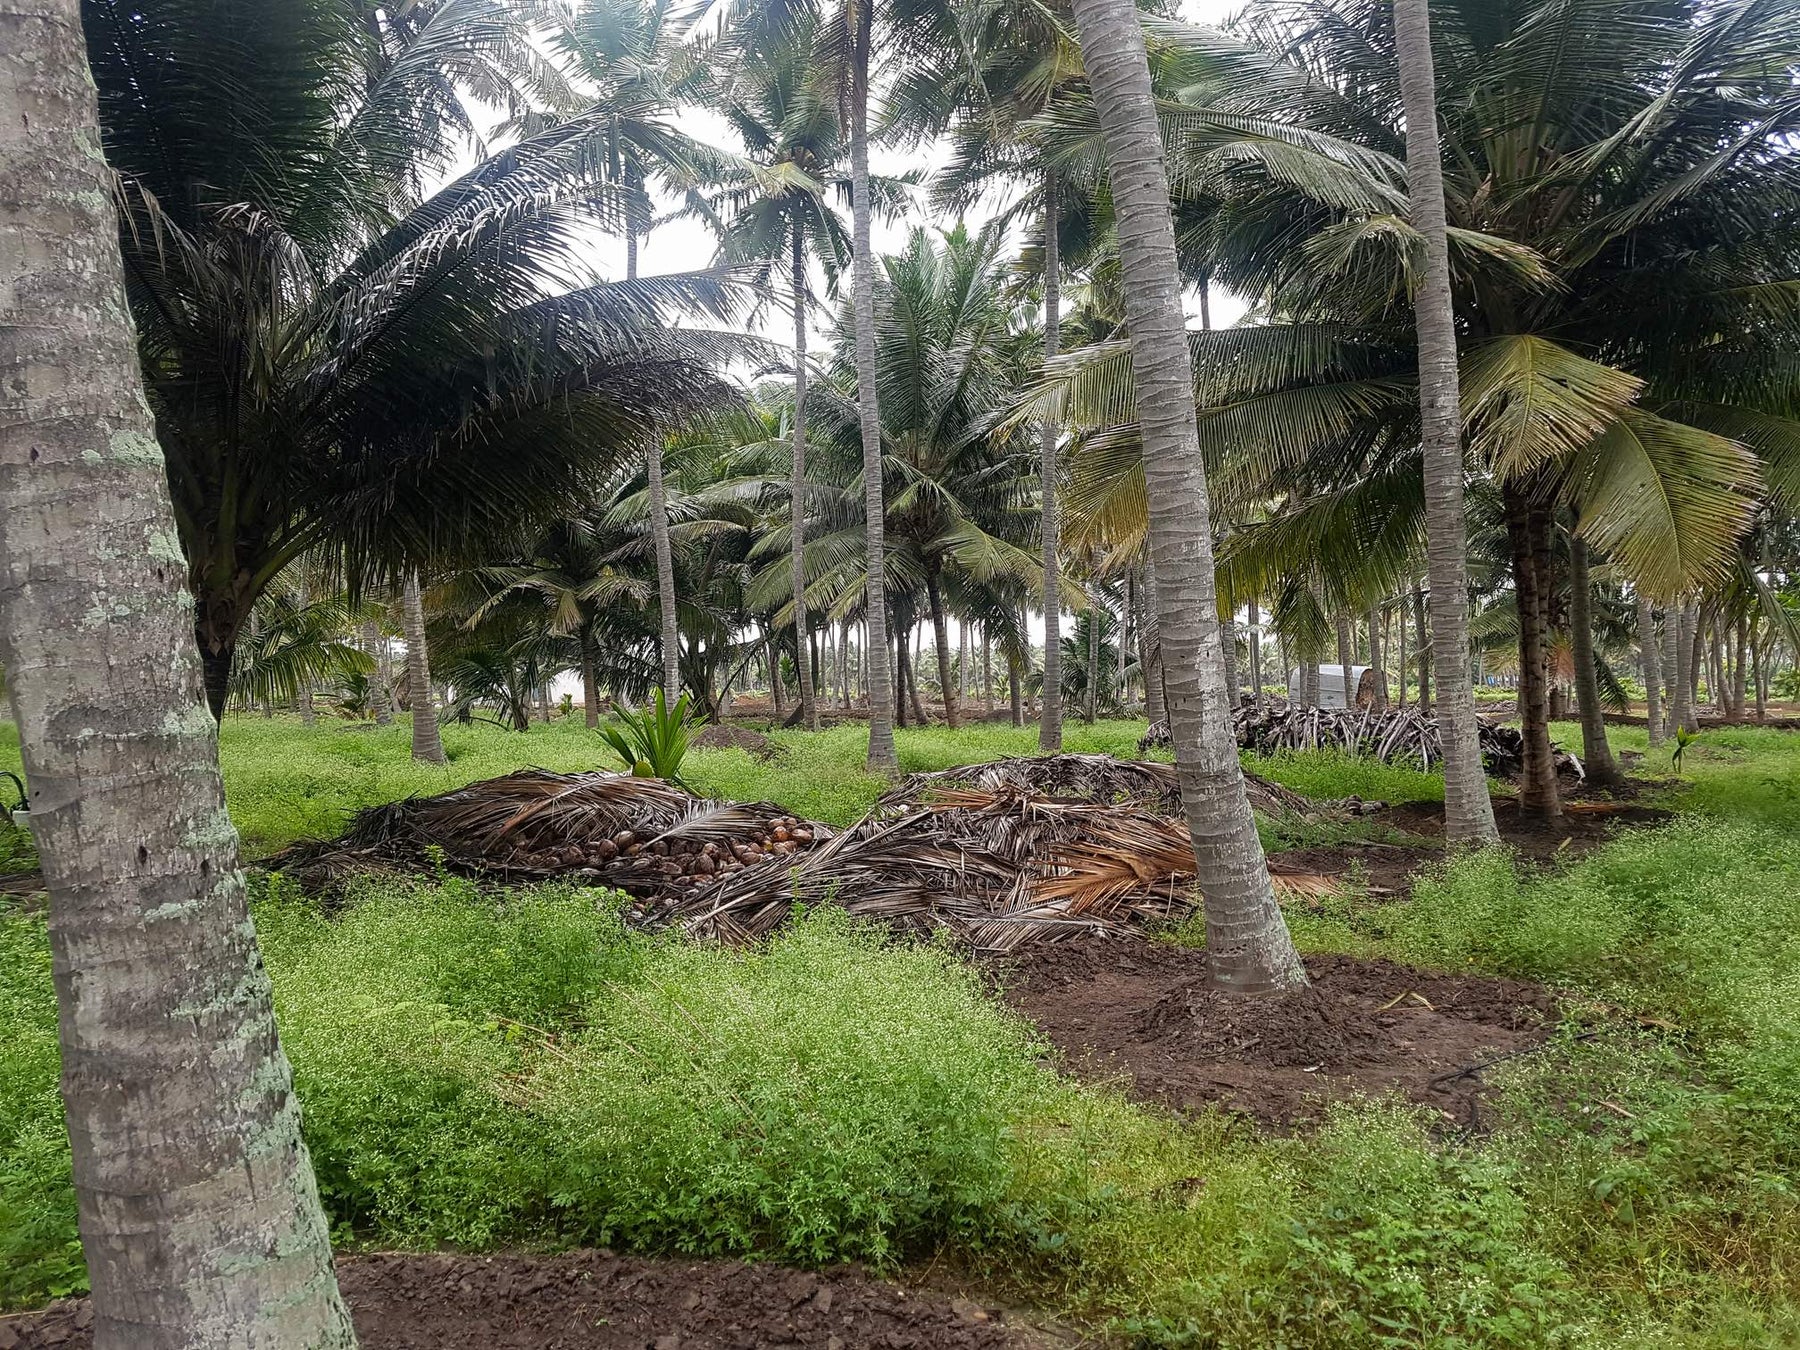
1638,597,1663,746
0,5,354,1343
364,617,394,725
1368,605,1388,708
403,576,444,766
1248,598,1264,707
850,16,896,770
1069,0,1304,993
1140,556,1167,725
927,573,960,728
1504,487,1562,816
789,234,818,730
1568,536,1618,785
1335,612,1355,707
1084,589,1100,722
403,573,445,764
1039,170,1064,750
1393,0,1498,845
1412,582,1432,711
646,439,681,705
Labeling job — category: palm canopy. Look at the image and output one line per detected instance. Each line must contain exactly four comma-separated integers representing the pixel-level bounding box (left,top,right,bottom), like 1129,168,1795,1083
87,0,763,714
1030,0,1800,606
752,224,1051,625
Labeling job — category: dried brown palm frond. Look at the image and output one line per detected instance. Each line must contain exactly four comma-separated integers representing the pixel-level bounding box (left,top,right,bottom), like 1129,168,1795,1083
1141,706,1585,782
264,769,828,902
665,758,1333,953
887,752,1313,818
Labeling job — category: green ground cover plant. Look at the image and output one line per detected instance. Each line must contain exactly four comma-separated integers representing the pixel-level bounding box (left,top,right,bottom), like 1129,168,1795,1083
5,720,1800,1343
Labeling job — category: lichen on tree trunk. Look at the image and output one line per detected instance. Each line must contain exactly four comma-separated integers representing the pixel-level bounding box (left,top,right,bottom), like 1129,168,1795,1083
0,4,355,1343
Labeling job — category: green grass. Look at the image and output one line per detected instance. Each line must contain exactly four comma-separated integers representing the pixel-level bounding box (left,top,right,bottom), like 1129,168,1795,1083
4,715,1800,1341
6,854,1797,1342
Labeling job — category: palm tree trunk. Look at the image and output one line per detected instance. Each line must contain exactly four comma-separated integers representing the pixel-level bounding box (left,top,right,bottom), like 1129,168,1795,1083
1504,488,1561,817
1733,615,1749,718
927,573,960,729
582,633,600,728
1248,598,1264,708
789,239,819,731
1393,0,1498,844
1397,597,1409,707
1220,612,1239,708
646,439,681,706
770,629,785,718
403,573,445,764
1683,600,1704,730
1568,536,1618,786
0,7,354,1340
1639,597,1664,747
850,16,896,770
1335,611,1355,708
1069,0,1304,993
1038,171,1065,752
1084,591,1100,722
983,627,995,714
1666,599,1691,738
364,617,394,725
1368,606,1388,709
298,682,317,727
1141,555,1167,726
1302,651,1320,707
1412,582,1432,712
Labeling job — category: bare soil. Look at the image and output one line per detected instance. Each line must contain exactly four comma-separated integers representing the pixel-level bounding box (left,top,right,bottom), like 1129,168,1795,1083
0,1252,1053,1350
997,939,1559,1128
1381,795,1671,865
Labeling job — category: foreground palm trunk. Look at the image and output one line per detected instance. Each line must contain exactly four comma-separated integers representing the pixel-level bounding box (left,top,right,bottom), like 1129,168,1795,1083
1393,0,1499,846
0,5,355,1344
1038,171,1064,751
403,574,446,764
1069,0,1305,994
789,240,819,731
850,31,897,771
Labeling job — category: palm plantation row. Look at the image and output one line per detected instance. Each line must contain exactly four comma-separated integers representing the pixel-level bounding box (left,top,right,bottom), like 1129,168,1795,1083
194,0,1800,814
3,0,1800,1345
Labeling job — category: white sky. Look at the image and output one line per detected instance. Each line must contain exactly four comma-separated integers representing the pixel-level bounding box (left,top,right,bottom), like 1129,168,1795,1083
592,0,1250,339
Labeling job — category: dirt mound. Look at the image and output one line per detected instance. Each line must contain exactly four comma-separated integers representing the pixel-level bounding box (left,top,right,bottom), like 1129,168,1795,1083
998,938,1558,1127
2,1251,1044,1350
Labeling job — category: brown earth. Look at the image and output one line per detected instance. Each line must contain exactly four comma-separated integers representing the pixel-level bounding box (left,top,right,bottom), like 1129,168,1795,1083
996,939,1559,1129
0,1251,1056,1350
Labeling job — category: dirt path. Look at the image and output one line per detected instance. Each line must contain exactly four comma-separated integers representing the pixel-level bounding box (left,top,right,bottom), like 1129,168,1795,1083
997,939,1560,1129
0,1252,1059,1350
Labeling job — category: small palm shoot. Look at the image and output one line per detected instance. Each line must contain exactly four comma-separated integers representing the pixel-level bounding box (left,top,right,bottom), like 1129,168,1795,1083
598,689,705,785
1672,726,1698,776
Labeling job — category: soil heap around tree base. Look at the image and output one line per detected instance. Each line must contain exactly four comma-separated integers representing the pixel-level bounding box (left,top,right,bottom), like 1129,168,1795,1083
997,939,1559,1128
0,1252,1050,1350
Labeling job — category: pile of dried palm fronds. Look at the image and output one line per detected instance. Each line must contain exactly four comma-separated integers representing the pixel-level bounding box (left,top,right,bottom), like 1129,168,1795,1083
889,751,1314,818
265,769,827,901
1141,706,1585,780
657,754,1328,952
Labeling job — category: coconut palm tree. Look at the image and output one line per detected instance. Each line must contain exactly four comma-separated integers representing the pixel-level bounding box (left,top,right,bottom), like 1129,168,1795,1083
1393,0,1500,840
1065,0,1307,994
230,582,373,719
1034,0,1795,818
86,0,754,718
0,1,353,1339
753,225,1050,729
695,40,912,729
